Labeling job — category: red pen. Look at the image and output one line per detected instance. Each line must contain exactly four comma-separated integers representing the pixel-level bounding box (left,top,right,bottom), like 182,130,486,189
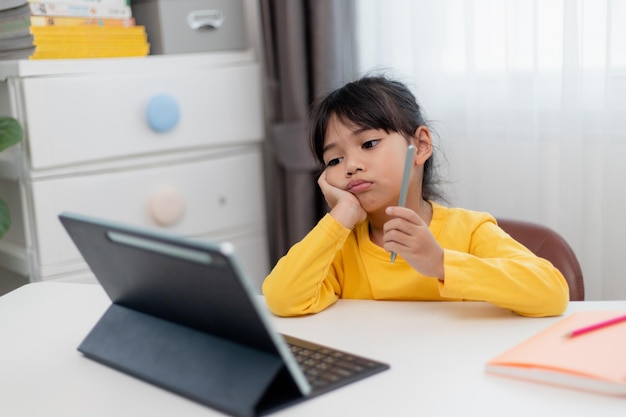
565,313,626,338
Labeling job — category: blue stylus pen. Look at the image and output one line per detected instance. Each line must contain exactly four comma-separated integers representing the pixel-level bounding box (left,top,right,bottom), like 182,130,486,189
390,144,416,263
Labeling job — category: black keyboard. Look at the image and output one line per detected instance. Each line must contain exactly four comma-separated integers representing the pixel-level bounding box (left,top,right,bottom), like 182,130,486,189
283,335,389,393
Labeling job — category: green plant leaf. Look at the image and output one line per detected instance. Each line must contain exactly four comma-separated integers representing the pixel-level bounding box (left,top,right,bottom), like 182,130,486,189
0,199,10,239
0,116,23,153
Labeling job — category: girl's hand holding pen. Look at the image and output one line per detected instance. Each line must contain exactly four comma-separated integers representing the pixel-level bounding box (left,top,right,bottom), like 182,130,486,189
383,206,445,280
318,169,367,229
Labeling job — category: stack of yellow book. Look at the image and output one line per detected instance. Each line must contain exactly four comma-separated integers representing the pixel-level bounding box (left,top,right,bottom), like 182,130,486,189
30,25,149,59
26,0,150,59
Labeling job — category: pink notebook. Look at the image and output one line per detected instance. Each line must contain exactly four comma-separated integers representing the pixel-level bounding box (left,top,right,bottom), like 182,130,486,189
486,311,626,396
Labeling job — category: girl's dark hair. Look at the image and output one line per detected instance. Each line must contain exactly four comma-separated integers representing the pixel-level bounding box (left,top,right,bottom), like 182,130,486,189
308,75,445,202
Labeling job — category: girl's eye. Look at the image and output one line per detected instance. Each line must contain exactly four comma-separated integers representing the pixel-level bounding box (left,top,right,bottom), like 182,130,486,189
326,157,342,167
363,139,380,149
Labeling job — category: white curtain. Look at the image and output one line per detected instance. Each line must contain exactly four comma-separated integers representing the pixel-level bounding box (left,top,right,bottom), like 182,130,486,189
355,0,626,300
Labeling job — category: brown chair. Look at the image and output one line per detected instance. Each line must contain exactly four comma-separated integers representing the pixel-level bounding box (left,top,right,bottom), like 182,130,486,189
496,218,585,301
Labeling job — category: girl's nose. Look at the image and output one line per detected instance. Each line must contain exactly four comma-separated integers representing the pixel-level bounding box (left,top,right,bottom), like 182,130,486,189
346,158,364,176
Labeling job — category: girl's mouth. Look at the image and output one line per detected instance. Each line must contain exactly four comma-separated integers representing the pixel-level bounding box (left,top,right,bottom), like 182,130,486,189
347,180,372,193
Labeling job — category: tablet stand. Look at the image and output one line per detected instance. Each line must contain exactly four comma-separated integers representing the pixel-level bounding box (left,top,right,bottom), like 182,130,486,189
79,304,303,417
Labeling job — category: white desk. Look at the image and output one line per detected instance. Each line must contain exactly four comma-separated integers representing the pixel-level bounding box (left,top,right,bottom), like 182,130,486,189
1,282,624,416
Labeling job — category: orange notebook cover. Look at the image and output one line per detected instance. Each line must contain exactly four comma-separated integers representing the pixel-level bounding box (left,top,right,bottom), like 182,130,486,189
486,311,626,396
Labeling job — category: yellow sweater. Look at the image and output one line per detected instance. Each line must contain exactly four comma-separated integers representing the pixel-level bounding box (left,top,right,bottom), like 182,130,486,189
263,202,570,318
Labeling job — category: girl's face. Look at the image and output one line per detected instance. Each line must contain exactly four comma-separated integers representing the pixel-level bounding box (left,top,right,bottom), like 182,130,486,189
321,115,421,214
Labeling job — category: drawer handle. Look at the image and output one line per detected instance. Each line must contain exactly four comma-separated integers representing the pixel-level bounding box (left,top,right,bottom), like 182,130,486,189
148,186,185,227
187,9,225,31
146,94,180,133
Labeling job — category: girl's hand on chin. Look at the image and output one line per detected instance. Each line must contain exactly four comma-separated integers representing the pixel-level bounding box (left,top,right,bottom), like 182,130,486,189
318,170,367,228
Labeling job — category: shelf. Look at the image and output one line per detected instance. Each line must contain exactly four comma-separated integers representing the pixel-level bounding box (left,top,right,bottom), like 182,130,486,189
0,49,257,79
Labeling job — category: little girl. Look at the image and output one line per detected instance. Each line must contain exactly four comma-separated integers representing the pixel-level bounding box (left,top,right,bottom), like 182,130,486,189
263,75,569,318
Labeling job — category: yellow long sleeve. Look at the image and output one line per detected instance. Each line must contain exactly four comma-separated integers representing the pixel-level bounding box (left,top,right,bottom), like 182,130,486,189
263,202,569,318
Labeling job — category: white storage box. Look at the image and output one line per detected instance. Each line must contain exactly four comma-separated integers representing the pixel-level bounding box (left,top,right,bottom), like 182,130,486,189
131,0,247,54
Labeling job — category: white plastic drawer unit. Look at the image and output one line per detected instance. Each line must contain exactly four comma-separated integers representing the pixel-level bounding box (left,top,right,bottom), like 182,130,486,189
28,147,267,278
0,52,270,290
20,62,263,170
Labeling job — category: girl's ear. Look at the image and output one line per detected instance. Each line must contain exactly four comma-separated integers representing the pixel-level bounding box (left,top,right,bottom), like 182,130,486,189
412,126,433,164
